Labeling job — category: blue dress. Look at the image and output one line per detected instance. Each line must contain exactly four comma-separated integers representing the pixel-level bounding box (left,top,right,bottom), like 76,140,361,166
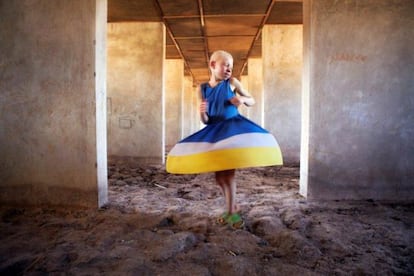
166,79,283,174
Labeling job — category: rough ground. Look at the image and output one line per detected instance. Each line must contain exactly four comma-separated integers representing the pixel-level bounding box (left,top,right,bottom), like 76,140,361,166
1,159,413,275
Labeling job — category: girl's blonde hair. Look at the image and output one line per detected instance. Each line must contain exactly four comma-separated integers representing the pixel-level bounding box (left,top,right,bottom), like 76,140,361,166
209,50,233,63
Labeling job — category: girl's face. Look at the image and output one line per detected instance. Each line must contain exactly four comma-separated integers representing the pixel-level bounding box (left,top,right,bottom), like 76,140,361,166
212,56,233,80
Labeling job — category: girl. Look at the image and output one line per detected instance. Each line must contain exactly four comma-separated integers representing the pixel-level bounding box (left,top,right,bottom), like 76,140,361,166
167,50,283,228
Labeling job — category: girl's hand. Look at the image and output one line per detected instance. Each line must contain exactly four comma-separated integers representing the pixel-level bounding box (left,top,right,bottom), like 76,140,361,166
230,77,255,106
200,100,209,124
200,100,208,113
229,96,243,107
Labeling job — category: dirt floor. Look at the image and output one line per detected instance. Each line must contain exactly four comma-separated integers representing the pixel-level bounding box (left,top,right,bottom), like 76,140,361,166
1,159,413,275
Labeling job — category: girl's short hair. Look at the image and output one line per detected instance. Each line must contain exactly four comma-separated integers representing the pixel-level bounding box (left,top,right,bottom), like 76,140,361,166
209,50,233,63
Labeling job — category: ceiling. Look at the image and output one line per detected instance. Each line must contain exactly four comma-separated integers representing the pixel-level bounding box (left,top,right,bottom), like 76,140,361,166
108,0,303,83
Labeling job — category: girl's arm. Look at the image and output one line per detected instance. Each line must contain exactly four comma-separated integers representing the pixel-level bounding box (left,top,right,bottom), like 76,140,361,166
198,85,209,124
229,77,255,107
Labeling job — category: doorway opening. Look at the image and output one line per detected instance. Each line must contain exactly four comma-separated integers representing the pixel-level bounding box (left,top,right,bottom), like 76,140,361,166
101,1,307,209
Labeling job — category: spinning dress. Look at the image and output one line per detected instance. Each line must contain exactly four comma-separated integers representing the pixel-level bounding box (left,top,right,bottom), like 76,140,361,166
166,79,283,174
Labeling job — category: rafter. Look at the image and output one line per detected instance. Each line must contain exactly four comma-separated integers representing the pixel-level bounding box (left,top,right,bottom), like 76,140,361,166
239,0,276,77
198,0,210,80
153,0,195,83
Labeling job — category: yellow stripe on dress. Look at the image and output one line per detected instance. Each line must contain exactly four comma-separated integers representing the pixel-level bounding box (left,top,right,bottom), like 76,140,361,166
166,146,283,174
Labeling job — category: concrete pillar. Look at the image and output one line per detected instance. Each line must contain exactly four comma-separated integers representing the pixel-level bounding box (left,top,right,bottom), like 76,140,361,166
0,0,108,207
301,0,414,200
263,25,302,165
182,76,194,138
301,2,311,197
165,59,184,148
95,1,108,206
107,22,165,163
247,58,264,126
191,84,200,133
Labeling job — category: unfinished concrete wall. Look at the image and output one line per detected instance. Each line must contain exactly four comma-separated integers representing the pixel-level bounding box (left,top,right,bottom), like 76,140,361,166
301,0,414,200
0,0,107,207
263,25,302,165
107,22,165,163
165,59,184,148
247,58,264,126
182,76,193,138
190,82,205,131
191,83,200,133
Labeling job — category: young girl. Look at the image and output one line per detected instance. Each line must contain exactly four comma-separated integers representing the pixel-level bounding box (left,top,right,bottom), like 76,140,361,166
166,50,283,228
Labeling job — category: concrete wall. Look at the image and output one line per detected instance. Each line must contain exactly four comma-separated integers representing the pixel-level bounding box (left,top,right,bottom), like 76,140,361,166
0,0,107,207
182,76,194,138
301,0,414,200
181,79,201,138
165,59,184,147
247,58,264,126
191,83,201,133
263,25,302,165
107,22,165,163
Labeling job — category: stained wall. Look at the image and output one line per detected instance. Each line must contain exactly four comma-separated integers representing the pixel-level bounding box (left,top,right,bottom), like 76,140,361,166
107,22,165,163
165,59,184,148
247,58,264,126
263,25,303,165
182,76,196,138
301,0,414,200
0,0,108,207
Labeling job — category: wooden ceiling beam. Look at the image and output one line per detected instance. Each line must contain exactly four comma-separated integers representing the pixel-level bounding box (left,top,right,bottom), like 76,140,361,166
204,14,267,18
175,35,255,40
198,0,210,81
163,15,200,19
153,0,195,82
239,0,276,77
163,14,267,20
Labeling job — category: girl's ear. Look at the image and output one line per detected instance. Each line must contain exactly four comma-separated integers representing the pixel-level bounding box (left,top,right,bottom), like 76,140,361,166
210,60,216,69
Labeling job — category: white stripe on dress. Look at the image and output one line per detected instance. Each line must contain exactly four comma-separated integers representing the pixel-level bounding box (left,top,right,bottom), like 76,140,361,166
169,132,279,156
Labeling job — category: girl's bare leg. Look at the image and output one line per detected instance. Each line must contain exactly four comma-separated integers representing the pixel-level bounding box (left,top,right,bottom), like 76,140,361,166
216,169,236,214
229,172,237,213
227,169,236,214
215,170,243,228
223,181,232,214
215,171,229,224
215,172,226,197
